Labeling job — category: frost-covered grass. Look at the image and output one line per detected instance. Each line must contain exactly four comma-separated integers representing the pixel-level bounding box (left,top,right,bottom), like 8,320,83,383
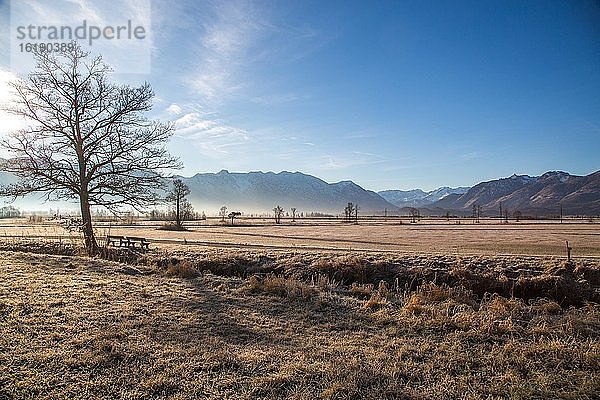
1,249,599,399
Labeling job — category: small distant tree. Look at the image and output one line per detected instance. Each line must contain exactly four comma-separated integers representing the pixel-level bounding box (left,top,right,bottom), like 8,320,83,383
472,204,480,223
166,179,191,228
559,204,563,223
344,202,355,223
219,205,228,222
291,207,297,222
181,200,195,222
228,211,241,225
409,207,420,223
149,209,169,221
513,210,522,222
273,206,284,224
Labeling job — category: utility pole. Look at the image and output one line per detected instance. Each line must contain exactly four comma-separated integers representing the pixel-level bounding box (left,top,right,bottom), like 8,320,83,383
499,202,502,223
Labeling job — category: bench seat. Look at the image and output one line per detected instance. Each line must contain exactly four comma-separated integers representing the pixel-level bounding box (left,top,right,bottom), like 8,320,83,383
106,235,150,251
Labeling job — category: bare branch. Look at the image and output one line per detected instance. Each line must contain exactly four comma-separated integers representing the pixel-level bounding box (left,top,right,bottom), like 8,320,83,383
0,42,180,252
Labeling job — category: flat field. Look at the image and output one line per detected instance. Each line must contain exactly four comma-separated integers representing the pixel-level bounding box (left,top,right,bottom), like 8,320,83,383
0,217,598,257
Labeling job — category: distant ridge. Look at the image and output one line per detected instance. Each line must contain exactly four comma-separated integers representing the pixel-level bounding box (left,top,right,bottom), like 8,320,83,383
178,170,398,214
429,171,600,216
379,187,470,208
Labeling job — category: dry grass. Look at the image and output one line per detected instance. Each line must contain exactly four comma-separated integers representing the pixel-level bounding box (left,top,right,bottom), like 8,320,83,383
139,248,600,306
1,248,599,399
247,275,318,300
164,259,199,278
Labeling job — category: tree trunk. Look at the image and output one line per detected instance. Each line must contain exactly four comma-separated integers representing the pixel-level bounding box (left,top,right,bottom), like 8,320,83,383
176,196,181,227
79,191,98,254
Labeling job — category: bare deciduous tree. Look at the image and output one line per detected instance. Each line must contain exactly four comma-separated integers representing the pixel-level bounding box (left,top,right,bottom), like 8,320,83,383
273,205,284,224
409,207,420,223
0,44,179,253
166,179,191,229
228,211,241,225
513,209,522,222
219,205,228,222
291,207,297,222
344,202,355,223
471,204,482,223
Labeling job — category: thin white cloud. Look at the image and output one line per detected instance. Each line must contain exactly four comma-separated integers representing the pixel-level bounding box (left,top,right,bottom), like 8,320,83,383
173,112,249,155
166,103,182,116
189,1,268,102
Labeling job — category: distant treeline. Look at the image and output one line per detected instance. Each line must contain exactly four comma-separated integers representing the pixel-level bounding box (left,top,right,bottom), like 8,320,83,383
148,209,206,221
0,206,21,219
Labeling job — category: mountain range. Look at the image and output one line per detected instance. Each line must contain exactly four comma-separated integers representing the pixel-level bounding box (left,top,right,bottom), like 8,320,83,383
430,171,600,216
178,170,395,214
378,187,470,208
0,165,598,216
178,169,600,216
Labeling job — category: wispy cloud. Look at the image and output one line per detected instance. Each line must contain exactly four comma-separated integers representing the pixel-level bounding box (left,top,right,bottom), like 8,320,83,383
165,103,182,116
172,111,249,155
188,1,268,102
179,1,334,106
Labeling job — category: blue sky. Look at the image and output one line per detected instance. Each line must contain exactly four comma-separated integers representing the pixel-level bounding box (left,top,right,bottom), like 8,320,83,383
1,0,599,191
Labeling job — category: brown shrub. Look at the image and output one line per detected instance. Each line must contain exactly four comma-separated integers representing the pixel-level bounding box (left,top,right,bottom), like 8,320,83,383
402,293,424,315
165,259,198,278
363,293,388,310
247,274,317,300
349,282,374,299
